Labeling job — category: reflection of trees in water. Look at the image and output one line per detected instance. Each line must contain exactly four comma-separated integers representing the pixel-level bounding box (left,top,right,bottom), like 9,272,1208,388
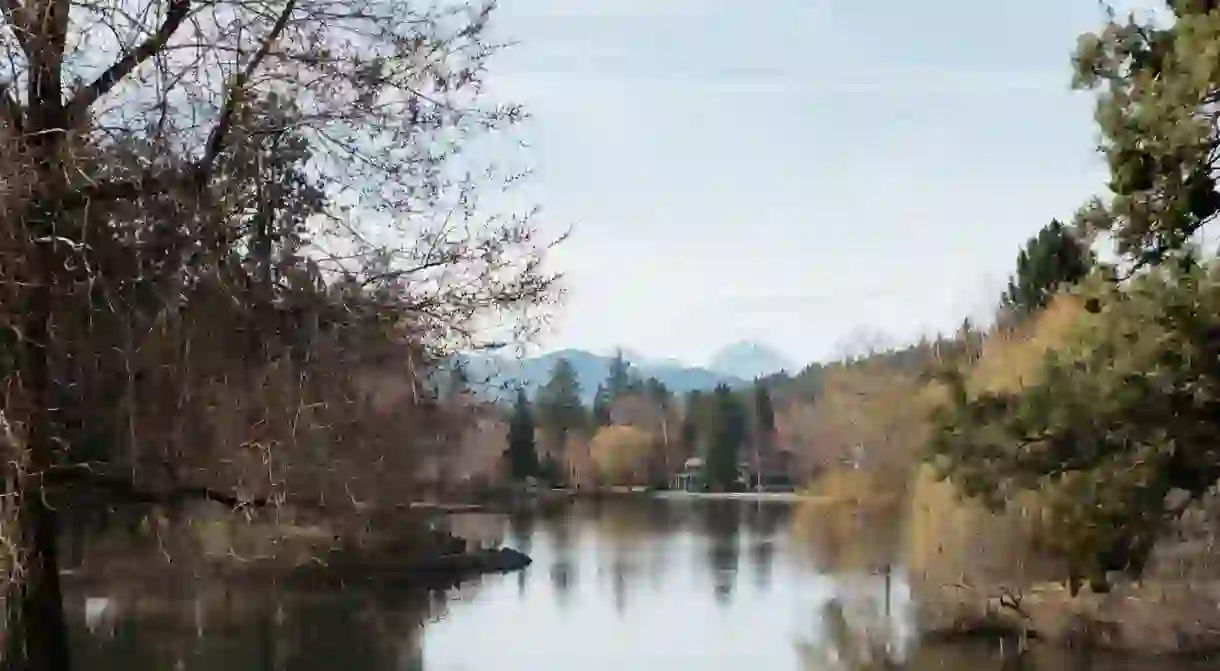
71,581,439,671
791,498,901,576
590,497,658,546
646,535,670,596
744,500,788,539
611,555,631,615
549,560,575,609
573,498,657,615
744,502,788,593
699,501,742,605
507,511,536,555
508,511,537,597
749,535,775,592
796,593,905,671
542,507,578,608
543,507,574,557
648,499,679,535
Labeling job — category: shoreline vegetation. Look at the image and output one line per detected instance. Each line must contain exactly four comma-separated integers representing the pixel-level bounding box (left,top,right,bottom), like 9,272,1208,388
786,292,1220,658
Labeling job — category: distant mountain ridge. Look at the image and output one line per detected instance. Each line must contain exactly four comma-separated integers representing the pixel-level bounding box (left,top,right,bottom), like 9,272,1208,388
457,348,747,404
707,341,795,380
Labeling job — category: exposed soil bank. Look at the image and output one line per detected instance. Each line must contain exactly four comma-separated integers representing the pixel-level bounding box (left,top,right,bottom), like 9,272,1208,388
916,581,1220,658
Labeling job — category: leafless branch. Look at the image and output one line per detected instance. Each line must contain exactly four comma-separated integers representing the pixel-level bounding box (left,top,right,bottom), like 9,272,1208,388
0,0,33,55
199,0,298,183
64,0,192,128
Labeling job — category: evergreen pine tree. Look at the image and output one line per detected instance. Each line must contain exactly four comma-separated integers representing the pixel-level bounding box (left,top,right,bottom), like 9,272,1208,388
506,386,539,480
537,357,587,451
707,384,748,490
606,349,632,398
753,383,776,442
593,383,612,426
1000,219,1093,314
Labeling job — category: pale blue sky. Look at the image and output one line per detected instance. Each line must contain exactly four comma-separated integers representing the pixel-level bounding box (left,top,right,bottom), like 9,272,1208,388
483,0,1158,368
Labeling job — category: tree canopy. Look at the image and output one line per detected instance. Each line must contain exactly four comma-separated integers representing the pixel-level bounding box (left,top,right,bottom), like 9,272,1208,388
925,1,1220,595
1073,1,1220,267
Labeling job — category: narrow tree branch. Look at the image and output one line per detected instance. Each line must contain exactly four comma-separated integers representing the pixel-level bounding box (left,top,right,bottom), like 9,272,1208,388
60,0,298,206
64,0,191,128
358,258,454,289
199,0,297,184
0,0,33,56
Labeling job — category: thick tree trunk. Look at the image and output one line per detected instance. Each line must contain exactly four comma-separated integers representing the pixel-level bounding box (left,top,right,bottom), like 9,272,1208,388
8,65,75,663
5,487,71,671
5,200,73,670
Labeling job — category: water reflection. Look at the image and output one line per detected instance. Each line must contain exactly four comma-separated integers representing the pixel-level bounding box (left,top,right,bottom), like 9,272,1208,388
69,496,1209,670
699,500,742,605
71,581,435,671
547,509,576,610
745,500,783,593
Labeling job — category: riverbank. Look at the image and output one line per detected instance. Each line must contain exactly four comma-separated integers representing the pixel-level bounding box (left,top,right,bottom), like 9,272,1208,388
916,580,1220,658
795,467,1220,660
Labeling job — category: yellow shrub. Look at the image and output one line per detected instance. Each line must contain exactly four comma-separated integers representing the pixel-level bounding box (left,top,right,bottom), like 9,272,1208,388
905,298,1085,591
905,464,1061,592
803,468,901,509
969,294,1085,395
589,424,655,486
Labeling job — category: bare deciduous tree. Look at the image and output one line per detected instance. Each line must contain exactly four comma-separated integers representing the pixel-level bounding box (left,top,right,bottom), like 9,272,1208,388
0,0,558,667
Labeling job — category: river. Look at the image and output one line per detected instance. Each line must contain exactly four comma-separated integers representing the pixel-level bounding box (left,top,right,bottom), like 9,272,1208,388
66,496,1210,670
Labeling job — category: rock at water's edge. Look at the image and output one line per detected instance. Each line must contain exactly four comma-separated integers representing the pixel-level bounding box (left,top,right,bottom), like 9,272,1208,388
484,547,531,572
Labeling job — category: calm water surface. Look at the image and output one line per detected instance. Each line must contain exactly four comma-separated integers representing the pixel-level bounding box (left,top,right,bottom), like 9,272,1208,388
67,497,1209,670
